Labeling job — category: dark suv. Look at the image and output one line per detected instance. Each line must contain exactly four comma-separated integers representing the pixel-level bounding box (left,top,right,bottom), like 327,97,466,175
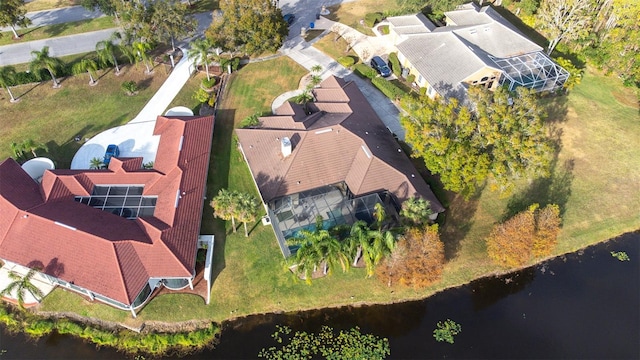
370,56,392,77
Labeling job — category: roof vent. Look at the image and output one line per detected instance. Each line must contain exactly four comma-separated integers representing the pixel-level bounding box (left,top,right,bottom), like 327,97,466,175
54,221,77,231
281,137,292,157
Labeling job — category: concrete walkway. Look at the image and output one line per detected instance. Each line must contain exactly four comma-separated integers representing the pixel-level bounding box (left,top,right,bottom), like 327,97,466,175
279,16,405,139
70,50,195,169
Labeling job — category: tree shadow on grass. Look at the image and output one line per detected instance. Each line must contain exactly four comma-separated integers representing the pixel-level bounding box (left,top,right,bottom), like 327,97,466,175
15,81,42,99
137,77,154,91
201,108,235,286
440,190,482,261
503,158,575,221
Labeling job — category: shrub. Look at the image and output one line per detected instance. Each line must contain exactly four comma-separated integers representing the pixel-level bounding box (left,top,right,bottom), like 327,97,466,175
372,77,407,100
220,57,241,72
121,81,138,95
337,56,356,67
354,63,377,79
201,77,217,89
419,87,427,96
406,74,415,84
193,87,210,103
364,12,383,27
240,112,261,128
379,25,390,35
388,52,401,76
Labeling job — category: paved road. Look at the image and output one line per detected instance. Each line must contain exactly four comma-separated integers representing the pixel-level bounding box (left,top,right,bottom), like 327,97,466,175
0,29,118,66
1,6,104,32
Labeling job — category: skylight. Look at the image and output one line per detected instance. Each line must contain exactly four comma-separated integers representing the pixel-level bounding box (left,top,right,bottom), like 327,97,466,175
75,185,157,219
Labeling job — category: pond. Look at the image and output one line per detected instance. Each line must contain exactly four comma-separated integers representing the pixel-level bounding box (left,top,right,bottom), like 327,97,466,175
1,232,638,359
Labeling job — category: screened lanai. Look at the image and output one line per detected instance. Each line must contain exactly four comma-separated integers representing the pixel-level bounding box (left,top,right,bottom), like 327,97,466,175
491,52,569,92
266,185,386,256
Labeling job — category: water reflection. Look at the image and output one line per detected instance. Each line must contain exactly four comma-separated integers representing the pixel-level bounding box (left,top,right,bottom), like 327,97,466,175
470,267,536,311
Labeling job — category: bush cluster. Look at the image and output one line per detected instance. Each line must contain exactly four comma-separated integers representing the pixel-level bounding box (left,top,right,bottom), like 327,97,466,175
337,56,356,68
388,52,401,77
372,77,407,100
354,63,377,79
5,57,117,87
364,12,384,27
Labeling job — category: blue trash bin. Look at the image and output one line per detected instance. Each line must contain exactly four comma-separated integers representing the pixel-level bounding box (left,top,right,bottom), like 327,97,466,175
309,22,315,29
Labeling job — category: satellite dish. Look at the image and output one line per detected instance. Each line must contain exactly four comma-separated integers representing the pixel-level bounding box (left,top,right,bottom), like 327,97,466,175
165,106,194,116
21,157,55,183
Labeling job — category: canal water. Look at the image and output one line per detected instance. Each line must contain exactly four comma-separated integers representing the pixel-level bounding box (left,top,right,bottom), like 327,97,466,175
1,232,638,359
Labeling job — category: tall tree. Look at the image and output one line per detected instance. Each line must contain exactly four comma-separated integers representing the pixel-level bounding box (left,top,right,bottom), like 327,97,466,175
376,225,445,288
210,189,238,233
536,0,593,54
0,66,19,103
401,87,554,198
149,0,196,51
400,197,432,226
96,33,124,75
131,40,153,74
188,38,215,81
0,0,32,39
29,46,64,88
205,0,289,54
237,192,260,237
80,0,117,17
532,204,561,257
0,268,45,309
72,58,99,86
116,0,153,43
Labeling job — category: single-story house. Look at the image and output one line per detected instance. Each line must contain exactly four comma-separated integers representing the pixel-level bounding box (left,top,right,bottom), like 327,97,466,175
386,3,569,99
0,115,215,316
236,76,444,256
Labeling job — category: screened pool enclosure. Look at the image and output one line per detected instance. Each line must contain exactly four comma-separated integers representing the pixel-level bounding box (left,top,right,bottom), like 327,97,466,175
491,52,569,92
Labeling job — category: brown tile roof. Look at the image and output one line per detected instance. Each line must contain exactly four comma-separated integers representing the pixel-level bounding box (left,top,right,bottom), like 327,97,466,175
236,76,444,213
0,115,214,306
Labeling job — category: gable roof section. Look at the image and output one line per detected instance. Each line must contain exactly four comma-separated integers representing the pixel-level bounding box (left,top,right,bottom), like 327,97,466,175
0,115,214,306
236,76,444,213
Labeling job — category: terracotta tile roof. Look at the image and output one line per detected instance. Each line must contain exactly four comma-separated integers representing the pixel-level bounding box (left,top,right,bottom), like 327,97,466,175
236,76,444,213
0,115,215,306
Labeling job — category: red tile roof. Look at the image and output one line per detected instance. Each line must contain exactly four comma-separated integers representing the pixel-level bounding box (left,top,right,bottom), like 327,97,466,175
0,115,214,306
236,76,444,213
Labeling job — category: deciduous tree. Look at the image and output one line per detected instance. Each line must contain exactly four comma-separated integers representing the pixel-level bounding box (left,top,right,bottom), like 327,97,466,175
536,0,593,54
376,225,445,288
532,204,561,257
149,0,196,51
401,87,554,198
0,0,32,39
205,0,289,54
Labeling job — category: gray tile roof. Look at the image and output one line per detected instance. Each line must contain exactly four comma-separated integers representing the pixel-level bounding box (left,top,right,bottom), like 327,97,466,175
387,13,435,33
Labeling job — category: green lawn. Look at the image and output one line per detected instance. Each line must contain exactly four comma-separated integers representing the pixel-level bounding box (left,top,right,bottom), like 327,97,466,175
24,0,81,12
36,54,640,328
0,63,168,168
0,17,117,46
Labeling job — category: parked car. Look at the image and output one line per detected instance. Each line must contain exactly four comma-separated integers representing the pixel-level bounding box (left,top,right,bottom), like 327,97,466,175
103,144,120,165
283,13,295,25
370,56,392,77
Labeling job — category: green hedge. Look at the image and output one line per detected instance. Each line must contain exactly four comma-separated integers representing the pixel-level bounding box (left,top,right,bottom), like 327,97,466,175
354,63,377,79
5,56,116,87
364,12,383,27
388,52,401,77
372,77,407,100
337,56,356,68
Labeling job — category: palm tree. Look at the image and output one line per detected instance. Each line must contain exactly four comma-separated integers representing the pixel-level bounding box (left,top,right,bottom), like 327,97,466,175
21,138,47,158
366,229,396,273
96,33,124,75
132,40,153,74
0,268,45,309
373,202,386,229
188,38,215,81
72,58,99,86
294,89,314,114
311,64,323,74
210,189,238,233
400,197,432,226
346,220,370,267
89,157,104,169
0,66,19,103
317,230,350,275
29,46,64,88
237,192,260,237
289,239,323,284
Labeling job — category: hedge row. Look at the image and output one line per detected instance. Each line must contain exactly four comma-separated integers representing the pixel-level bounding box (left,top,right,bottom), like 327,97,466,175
372,77,407,100
364,12,383,27
354,63,377,79
388,52,401,77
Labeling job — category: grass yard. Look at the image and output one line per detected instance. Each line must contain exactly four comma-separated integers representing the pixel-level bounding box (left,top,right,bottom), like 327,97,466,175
324,0,399,36
0,64,167,168
313,35,359,64
0,17,117,46
36,59,640,326
24,0,82,12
